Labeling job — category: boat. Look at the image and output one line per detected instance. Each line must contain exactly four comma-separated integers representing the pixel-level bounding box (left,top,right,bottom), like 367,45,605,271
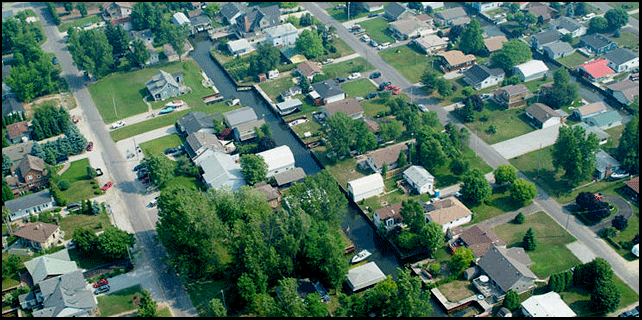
165,100,184,107
351,249,372,264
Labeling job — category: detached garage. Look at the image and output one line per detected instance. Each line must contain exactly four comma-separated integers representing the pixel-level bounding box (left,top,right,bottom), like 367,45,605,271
512,60,549,82
347,173,384,202
346,262,387,292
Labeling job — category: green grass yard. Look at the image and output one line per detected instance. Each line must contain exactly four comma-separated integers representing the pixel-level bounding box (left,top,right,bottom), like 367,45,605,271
59,211,111,241
361,96,392,118
607,31,639,52
557,51,591,68
322,57,375,79
259,76,296,101
326,2,385,22
59,158,104,203
463,185,529,226
140,134,184,158
379,45,435,84
340,78,378,99
96,284,143,317
461,100,535,145
185,279,232,316
357,17,395,44
60,158,91,184
57,14,102,33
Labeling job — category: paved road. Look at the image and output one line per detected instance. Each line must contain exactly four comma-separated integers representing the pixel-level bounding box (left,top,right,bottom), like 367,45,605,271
30,2,197,316
303,2,639,295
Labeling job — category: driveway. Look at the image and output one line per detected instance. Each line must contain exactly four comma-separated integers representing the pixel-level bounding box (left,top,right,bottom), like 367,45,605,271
491,123,562,159
589,194,634,232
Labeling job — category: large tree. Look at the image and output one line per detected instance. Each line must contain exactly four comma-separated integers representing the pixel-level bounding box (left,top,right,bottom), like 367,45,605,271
459,19,485,56
460,168,492,205
379,120,403,143
510,178,537,204
588,16,609,34
491,39,532,73
604,8,629,31
449,247,475,274
127,38,150,68
68,28,114,79
615,115,638,174
503,290,520,311
591,280,621,314
325,112,355,158
296,29,324,59
400,199,425,233
552,125,599,186
419,138,446,172
493,164,517,185
391,268,433,317
98,226,136,260
104,24,130,57
419,222,444,256
240,154,268,186
523,227,536,251
143,154,175,188
545,68,580,109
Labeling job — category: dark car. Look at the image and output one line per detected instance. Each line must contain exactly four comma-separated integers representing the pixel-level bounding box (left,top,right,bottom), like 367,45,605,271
86,141,93,151
369,71,381,79
94,285,110,295
365,92,377,99
378,81,391,90
95,168,103,176
164,148,177,155
52,57,58,65
67,202,82,211
133,164,145,172
336,77,346,83
368,13,379,18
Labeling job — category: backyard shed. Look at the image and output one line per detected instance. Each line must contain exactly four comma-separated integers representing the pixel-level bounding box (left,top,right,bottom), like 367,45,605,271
257,145,296,178
346,261,387,292
347,173,384,202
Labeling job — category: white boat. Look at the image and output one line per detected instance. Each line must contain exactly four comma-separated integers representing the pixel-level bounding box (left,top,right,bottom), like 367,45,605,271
165,100,185,107
351,249,372,264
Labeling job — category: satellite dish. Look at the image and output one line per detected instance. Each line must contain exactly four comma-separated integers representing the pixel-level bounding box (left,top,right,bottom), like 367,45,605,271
479,275,489,283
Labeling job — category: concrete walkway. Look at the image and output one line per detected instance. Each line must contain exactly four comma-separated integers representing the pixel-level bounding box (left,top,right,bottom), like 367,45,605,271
491,123,562,159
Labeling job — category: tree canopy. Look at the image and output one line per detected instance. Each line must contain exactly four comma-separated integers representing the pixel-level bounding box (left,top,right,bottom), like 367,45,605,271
491,39,532,73
493,164,517,185
615,115,638,174
67,28,114,79
459,19,485,56
544,68,580,109
296,29,324,59
460,168,492,205
240,154,268,186
605,8,629,30
552,125,599,186
510,178,537,204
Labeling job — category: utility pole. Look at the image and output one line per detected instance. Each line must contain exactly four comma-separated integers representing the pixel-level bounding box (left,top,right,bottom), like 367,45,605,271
113,96,118,118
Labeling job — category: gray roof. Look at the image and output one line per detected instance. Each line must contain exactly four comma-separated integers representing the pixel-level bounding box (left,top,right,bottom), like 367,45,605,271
145,70,180,97
347,261,387,292
497,84,530,96
2,96,26,116
436,7,467,21
220,2,244,22
311,79,345,99
403,165,434,187
532,29,561,46
3,140,34,162
189,14,212,27
5,189,53,213
478,246,537,293
33,270,96,317
274,167,306,186
385,2,408,19
526,103,559,124
199,150,246,190
176,111,215,135
463,64,504,86
223,107,258,127
543,40,574,55
604,48,638,66
595,149,621,171
572,122,611,142
185,131,224,158
259,5,281,27
24,249,79,284
550,16,583,32
588,110,622,127
580,34,615,50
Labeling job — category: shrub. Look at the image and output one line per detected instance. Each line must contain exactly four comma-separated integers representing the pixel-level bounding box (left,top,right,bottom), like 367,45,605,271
57,180,70,191
514,212,525,224
611,215,628,231
94,190,101,195
428,263,440,275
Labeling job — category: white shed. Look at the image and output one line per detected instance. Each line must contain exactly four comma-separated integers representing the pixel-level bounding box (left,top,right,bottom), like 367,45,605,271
403,165,434,195
347,173,384,202
512,60,549,82
172,12,190,26
257,145,295,178
346,261,387,292
227,39,253,56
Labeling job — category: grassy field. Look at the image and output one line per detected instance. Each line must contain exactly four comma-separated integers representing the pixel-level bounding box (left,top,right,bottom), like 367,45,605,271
259,76,296,101
185,279,232,316
492,211,580,279
322,57,375,79
357,17,395,44
432,147,493,188
340,78,378,98
557,51,591,68
326,2,385,22
59,158,104,203
140,134,184,158
164,174,205,192
58,211,111,241
607,31,639,52
57,14,102,33
97,284,143,317
379,45,434,84
109,101,229,142
438,279,476,302
463,100,535,145
463,185,529,226
608,2,639,11
361,96,392,118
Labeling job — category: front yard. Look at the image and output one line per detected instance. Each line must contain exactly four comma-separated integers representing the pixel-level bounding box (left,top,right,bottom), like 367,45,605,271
59,158,104,203
96,284,144,317
460,100,536,145
322,57,375,79
58,211,111,241
340,78,378,99
463,185,530,226
139,134,184,158
379,45,435,84
607,31,639,52
357,17,395,44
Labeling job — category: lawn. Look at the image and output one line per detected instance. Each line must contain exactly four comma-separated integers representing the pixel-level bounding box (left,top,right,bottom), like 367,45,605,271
140,134,184,158
601,125,625,156
59,158,104,203
340,78,378,99
163,174,205,192
57,14,102,33
607,32,639,52
88,59,217,124
357,17,395,45
326,2,384,22
462,100,535,145
492,211,580,279
379,45,435,84
109,100,229,142
557,51,591,68
608,2,639,11
60,158,91,183
432,147,493,188
185,279,232,316
58,211,111,241
316,150,366,189
438,280,476,302
560,275,639,317
361,96,392,118
96,284,143,317
322,57,375,79
522,77,554,94
463,185,529,226
259,76,296,101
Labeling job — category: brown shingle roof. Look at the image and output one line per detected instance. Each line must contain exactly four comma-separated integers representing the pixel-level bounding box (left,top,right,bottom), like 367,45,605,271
484,36,508,53
624,176,639,194
255,184,281,201
459,224,506,257
365,119,380,133
18,154,46,178
424,196,472,225
374,201,404,221
575,101,608,117
497,84,530,96
5,121,30,140
323,98,363,117
367,141,408,169
526,103,559,124
297,61,322,78
13,222,59,243
438,50,476,67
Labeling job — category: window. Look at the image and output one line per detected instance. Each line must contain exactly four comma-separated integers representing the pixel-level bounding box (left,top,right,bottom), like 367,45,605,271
37,175,41,178
27,175,33,180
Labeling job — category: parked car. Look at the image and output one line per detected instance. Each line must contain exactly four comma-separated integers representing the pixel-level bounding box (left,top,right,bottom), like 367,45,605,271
86,141,93,151
110,121,125,129
610,170,630,180
392,88,400,95
369,39,378,47
93,278,109,288
133,164,146,171
94,285,110,295
594,193,604,201
348,72,361,80
378,81,391,90
355,97,364,102
95,168,103,176
101,181,114,192
158,106,175,115
480,93,492,100
322,58,334,65
365,92,377,99
67,202,82,211
336,77,346,83
368,13,379,18
164,148,177,155
52,57,58,65
454,191,462,198
619,306,639,317
149,196,158,207
417,104,429,112
360,35,370,42
369,71,381,79
141,176,151,184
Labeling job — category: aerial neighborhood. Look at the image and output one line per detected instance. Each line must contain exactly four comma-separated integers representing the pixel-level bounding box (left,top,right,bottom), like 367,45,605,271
1,1,640,318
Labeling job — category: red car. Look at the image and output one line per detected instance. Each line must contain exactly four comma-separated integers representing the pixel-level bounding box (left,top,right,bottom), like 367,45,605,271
385,84,395,90
101,181,114,191
93,278,109,288
141,177,151,184
594,193,604,201
87,141,94,151
392,89,400,95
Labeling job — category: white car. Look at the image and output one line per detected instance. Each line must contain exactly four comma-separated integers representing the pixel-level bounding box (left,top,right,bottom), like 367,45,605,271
348,72,361,80
110,121,126,129
417,104,429,112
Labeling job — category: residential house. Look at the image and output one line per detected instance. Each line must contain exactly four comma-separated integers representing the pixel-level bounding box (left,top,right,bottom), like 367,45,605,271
257,145,296,178
144,43,159,65
424,196,473,233
346,262,387,292
311,79,346,105
234,5,281,38
604,48,639,73
497,307,512,317
102,1,133,29
280,46,307,64
2,140,34,164
412,34,448,55
579,34,617,55
24,249,79,285
472,2,503,12
7,154,48,196
463,64,505,90
572,122,610,145
606,79,639,105
5,190,54,222
163,43,179,62
403,165,434,195
450,16,472,27
227,38,254,56
185,131,227,163
264,23,299,47
422,2,444,10
175,111,216,136
365,141,409,173
594,149,621,180
521,291,576,317
384,2,411,21
2,96,26,117
188,8,204,18
457,224,506,258
389,15,431,40
347,173,385,202
530,29,561,51
199,150,246,190
483,35,508,56
476,246,537,296
233,119,266,142
220,2,246,25
322,98,364,120
525,103,561,129
223,106,258,128
572,101,608,121
13,222,62,251
493,84,530,109
587,110,622,130
373,201,404,230
145,70,186,101
361,2,385,12
512,60,549,82
365,119,380,134
548,16,587,38
297,61,323,82
523,3,556,22
542,40,574,60
623,176,639,202
255,183,282,208
415,13,433,25
30,270,97,317
5,120,30,144
279,86,303,101
273,167,306,187
189,14,212,35
276,98,303,116
172,12,190,28
576,58,615,83
437,50,476,72
434,7,468,25
129,29,154,45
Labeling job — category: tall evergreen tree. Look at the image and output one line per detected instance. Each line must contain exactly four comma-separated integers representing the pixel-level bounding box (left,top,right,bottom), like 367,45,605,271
523,227,536,251
459,19,485,55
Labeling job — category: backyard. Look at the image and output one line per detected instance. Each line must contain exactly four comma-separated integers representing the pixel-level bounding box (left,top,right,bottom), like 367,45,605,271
340,78,378,99
59,158,104,203
379,45,435,84
58,211,111,241
462,100,535,145
607,31,639,52
438,279,476,302
321,57,375,79
139,134,184,158
258,76,296,102
325,2,385,22
462,185,529,226
357,17,395,45
557,51,591,69
96,284,144,317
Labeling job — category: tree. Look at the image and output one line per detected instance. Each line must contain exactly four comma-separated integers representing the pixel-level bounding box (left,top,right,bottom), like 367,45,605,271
589,16,609,34
419,138,446,172
250,42,280,75
76,3,87,17
299,76,310,93
420,70,441,93
73,227,100,257
381,162,388,176
615,115,638,174
400,200,425,233
2,155,13,176
576,191,599,210
591,280,621,314
493,164,517,185
57,179,70,191
461,86,473,97
514,212,525,224
203,3,221,20
278,277,306,317
545,68,580,109
136,289,157,317
459,19,485,55
561,33,573,43
379,120,403,142
296,29,324,59
612,215,628,231
458,97,475,122
98,226,135,260
491,39,532,73
304,293,328,317
565,5,574,17
344,2,361,20
68,28,114,79
46,2,61,25
552,125,599,186
299,12,314,27
325,112,355,158
127,39,150,68
575,2,588,17
407,2,423,11
523,227,536,251
449,156,469,176
397,150,407,168
2,179,14,202
605,8,629,31
143,154,175,188
104,24,130,57
240,154,268,186
587,201,611,222
436,78,453,96
64,2,73,12
351,120,377,154
460,168,492,205
208,298,227,317
503,290,520,311
257,135,277,152
510,178,537,204
419,222,444,256
450,247,475,274
392,268,433,317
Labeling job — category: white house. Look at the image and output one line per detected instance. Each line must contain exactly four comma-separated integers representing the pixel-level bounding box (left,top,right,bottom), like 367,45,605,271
521,292,576,317
373,202,404,231
264,23,299,47
424,196,473,233
346,262,387,292
257,145,296,178
5,190,55,222
604,48,639,73
403,165,434,195
525,103,561,129
227,39,254,56
463,64,505,90
347,173,385,202
199,150,246,190
472,2,503,12
276,98,303,116
172,12,190,27
512,60,549,82
548,16,587,38
413,34,448,55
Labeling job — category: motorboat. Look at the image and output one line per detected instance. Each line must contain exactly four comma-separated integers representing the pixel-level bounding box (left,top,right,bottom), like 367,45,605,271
165,100,184,107
351,249,372,264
